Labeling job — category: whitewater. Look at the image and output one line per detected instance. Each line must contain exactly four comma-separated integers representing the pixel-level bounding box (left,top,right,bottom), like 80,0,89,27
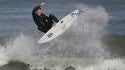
0,3,125,70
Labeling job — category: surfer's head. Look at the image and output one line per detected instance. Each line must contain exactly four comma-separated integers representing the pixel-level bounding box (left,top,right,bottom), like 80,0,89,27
36,8,42,16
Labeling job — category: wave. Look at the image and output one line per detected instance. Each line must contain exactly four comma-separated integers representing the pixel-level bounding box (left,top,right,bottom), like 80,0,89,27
0,4,124,70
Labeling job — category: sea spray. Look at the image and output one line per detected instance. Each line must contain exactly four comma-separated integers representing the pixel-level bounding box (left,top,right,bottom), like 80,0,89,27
0,4,124,70
0,46,10,67
46,4,110,58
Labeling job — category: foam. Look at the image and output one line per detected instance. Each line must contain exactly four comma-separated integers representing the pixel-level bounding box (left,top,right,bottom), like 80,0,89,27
0,4,124,70
0,46,10,67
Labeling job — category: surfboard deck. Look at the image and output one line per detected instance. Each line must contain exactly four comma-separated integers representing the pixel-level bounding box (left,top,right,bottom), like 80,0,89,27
38,10,81,43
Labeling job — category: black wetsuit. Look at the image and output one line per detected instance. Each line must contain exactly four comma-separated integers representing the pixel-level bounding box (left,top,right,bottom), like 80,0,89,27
32,5,59,33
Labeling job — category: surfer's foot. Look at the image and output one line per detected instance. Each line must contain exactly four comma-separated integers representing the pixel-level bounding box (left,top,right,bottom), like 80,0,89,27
52,23,56,27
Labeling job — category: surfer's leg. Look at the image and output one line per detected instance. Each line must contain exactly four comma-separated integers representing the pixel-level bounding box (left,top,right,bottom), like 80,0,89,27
49,14,59,22
38,27,47,33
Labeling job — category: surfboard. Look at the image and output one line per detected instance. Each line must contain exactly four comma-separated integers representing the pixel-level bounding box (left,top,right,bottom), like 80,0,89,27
38,10,82,43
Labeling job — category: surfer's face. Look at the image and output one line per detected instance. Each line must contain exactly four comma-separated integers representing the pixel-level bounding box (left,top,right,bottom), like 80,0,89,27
36,9,42,16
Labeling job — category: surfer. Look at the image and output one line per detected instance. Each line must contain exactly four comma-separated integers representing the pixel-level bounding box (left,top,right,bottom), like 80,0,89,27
32,3,59,33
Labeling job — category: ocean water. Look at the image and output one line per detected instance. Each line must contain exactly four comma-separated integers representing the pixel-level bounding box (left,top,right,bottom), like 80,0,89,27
0,0,125,70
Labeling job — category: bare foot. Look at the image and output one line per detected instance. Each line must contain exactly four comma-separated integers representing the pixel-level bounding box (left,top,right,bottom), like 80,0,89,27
52,20,57,27
53,23,56,27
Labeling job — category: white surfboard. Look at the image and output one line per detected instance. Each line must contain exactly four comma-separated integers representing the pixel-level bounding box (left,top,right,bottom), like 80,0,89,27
38,10,82,43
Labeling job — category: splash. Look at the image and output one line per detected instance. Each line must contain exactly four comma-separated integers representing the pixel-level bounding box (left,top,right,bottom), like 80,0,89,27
83,58,125,70
44,4,110,58
0,47,10,66
0,4,124,70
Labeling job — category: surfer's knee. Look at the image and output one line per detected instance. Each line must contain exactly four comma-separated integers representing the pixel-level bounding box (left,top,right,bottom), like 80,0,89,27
49,14,54,19
49,14,59,22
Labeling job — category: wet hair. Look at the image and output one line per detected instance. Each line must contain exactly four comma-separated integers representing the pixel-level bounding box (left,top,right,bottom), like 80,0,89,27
36,8,41,11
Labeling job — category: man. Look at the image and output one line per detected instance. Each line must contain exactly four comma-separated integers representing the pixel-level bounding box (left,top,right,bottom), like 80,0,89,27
32,3,59,33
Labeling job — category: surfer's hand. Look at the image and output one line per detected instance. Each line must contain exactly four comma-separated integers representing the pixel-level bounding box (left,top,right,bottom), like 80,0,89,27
40,2,45,6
